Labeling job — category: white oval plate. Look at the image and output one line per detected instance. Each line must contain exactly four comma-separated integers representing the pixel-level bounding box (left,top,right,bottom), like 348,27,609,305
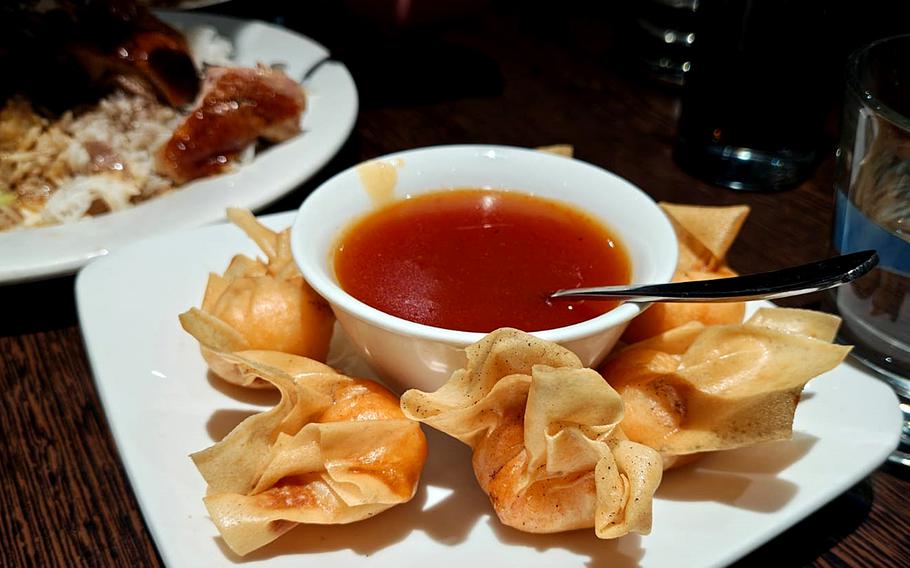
0,12,357,284
75,211,902,568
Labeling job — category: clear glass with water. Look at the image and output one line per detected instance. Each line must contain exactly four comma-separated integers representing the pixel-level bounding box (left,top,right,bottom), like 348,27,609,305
832,35,910,465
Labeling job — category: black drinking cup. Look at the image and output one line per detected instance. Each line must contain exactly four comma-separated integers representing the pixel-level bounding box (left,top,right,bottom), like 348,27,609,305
673,0,832,191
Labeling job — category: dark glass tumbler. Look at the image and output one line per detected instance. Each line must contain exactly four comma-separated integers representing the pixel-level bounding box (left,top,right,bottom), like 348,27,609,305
674,0,832,191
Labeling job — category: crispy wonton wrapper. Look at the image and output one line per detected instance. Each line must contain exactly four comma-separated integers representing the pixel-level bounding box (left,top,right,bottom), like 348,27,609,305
536,144,574,157
192,351,427,556
400,328,662,538
602,308,850,468
623,203,750,343
180,208,334,387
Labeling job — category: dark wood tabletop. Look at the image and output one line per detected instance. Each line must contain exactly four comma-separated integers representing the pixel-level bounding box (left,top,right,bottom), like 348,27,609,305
2,2,908,566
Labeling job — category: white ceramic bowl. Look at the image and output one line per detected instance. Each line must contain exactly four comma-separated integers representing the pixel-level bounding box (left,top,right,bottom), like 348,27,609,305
292,145,677,392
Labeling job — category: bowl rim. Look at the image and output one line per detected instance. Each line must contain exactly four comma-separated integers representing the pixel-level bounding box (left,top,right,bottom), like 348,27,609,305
292,144,678,346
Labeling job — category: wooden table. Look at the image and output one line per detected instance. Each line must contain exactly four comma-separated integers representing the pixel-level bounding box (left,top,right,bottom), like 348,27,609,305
2,3,908,566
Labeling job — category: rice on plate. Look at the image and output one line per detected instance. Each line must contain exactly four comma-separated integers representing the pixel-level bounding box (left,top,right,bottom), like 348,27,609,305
0,23,298,231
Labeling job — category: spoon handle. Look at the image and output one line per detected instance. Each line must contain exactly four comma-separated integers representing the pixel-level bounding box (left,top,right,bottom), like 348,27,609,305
550,250,879,303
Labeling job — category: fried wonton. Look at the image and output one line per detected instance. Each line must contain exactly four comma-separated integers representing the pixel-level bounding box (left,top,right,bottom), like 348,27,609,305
179,208,334,387
192,350,427,556
400,328,662,538
536,144,574,157
602,308,850,468
623,203,750,343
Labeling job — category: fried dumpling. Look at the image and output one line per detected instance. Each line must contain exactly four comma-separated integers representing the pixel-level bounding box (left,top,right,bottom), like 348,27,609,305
400,328,662,538
179,208,334,387
192,350,427,556
602,308,850,468
623,203,749,343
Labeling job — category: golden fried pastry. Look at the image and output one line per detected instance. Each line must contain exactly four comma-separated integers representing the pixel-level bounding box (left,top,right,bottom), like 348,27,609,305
602,308,850,468
535,144,574,157
400,328,662,538
623,203,749,343
179,208,334,387
192,350,427,556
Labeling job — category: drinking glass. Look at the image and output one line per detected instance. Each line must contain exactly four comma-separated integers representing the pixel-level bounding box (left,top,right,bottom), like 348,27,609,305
674,0,832,191
831,34,910,466
628,0,699,87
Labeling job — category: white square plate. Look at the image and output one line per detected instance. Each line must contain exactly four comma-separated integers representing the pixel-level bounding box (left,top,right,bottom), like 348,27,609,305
76,211,903,567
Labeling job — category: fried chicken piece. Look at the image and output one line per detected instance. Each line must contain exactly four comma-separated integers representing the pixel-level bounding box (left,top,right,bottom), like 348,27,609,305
70,23,200,108
2,1,200,109
155,66,306,184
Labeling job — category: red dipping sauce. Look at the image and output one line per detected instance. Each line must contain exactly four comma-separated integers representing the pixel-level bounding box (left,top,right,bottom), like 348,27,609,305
334,189,631,333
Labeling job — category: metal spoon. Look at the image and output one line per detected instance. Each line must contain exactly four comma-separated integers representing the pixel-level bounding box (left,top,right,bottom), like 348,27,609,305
550,250,879,303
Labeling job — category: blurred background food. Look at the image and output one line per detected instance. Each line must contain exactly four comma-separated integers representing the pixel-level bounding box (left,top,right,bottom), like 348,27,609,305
0,0,307,230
